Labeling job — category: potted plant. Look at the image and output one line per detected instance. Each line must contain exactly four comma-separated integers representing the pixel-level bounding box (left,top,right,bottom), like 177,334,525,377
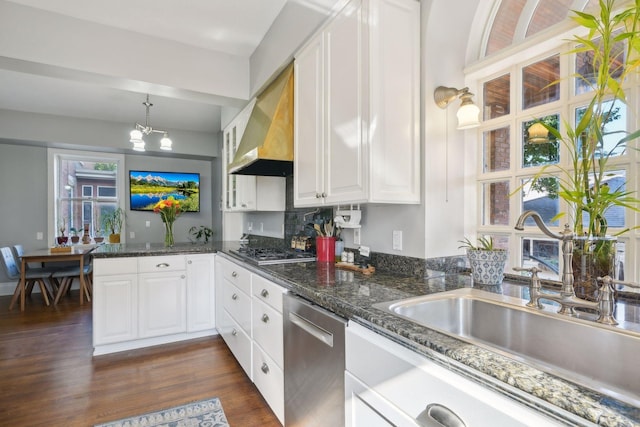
102,207,124,244
69,227,80,244
189,225,214,244
527,0,640,299
459,236,508,286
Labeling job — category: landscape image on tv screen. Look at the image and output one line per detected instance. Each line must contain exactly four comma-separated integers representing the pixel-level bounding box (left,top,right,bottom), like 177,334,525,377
129,170,200,212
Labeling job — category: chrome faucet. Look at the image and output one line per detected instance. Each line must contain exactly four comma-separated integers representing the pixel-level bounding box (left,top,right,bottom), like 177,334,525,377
514,210,613,322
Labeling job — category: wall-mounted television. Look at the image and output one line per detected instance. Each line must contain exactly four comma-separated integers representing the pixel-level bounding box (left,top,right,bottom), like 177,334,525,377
129,170,200,212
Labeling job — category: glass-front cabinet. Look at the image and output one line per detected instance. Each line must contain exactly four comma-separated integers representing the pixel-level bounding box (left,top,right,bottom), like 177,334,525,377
223,100,257,212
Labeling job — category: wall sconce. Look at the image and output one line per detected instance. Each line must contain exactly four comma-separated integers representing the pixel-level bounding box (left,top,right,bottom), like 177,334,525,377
434,86,481,129
527,122,549,144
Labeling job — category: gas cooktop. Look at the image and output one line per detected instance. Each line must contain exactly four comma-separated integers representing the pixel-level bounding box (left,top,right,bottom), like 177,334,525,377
230,247,316,266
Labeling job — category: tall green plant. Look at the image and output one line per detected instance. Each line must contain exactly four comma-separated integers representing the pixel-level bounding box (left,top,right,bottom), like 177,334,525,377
531,0,640,238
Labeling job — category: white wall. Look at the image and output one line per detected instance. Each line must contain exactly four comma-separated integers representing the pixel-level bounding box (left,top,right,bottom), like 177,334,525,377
420,0,478,258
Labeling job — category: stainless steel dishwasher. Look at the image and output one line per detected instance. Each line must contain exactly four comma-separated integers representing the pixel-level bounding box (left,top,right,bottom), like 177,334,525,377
284,293,347,427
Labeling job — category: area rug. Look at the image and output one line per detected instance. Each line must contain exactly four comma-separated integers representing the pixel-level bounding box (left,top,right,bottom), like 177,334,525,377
94,397,229,427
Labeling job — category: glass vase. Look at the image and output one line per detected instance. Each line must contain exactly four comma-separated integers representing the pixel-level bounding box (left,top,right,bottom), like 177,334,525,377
164,221,175,247
572,236,617,302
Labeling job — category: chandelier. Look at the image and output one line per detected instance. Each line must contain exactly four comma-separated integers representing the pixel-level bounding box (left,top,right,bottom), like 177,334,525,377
129,94,172,152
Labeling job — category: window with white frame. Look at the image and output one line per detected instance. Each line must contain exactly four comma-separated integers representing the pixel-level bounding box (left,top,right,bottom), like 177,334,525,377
48,149,125,244
473,37,638,282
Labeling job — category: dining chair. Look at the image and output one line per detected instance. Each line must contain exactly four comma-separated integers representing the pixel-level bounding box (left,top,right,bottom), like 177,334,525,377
51,256,93,305
3,247,53,310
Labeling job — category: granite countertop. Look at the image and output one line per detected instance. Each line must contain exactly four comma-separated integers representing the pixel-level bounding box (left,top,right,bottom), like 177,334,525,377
222,254,640,427
91,242,222,257
91,243,640,426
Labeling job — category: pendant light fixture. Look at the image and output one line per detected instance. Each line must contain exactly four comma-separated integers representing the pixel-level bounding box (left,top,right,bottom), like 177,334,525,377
129,94,173,152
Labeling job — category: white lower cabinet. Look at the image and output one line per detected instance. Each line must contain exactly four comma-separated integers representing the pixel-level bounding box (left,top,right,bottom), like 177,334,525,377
93,254,216,356
346,322,562,427
138,271,187,338
252,342,285,423
93,273,138,345
220,310,252,377
186,254,216,332
215,255,285,425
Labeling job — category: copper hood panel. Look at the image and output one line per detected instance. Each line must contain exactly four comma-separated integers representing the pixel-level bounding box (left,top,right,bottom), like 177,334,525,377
229,63,294,176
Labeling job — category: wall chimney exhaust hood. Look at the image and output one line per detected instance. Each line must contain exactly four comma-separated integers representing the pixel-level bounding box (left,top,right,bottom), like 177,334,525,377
228,63,294,176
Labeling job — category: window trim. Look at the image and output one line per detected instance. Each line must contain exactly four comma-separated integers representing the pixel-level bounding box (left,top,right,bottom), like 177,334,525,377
47,148,125,247
465,33,640,282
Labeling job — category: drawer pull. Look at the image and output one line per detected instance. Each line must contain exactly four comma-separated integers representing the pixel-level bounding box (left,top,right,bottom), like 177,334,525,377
261,314,270,323
232,293,238,300
180,275,185,279
231,328,238,336
156,263,170,268
261,363,269,374
260,289,269,298
232,271,238,278
416,403,466,427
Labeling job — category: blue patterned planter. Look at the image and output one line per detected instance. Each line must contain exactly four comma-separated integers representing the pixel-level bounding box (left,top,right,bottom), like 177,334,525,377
467,249,508,285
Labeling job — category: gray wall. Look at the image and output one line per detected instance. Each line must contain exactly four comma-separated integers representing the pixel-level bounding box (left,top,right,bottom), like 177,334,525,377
0,142,220,286
124,154,217,245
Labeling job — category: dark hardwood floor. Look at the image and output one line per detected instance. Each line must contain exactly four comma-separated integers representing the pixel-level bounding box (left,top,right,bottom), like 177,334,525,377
0,291,281,427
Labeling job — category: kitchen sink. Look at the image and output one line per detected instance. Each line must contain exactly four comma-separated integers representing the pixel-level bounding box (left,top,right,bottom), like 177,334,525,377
373,288,640,406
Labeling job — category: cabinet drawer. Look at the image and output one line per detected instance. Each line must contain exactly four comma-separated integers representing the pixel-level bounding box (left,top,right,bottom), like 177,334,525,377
94,257,138,276
252,342,284,424
252,299,283,367
347,323,559,427
218,257,251,295
138,255,186,273
252,274,285,313
220,310,252,379
222,282,251,333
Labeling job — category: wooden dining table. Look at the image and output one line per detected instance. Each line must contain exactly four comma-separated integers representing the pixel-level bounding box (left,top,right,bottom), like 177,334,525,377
17,246,96,311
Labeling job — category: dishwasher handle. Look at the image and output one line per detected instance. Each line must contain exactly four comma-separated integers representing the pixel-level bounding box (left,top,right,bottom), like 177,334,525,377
288,311,334,348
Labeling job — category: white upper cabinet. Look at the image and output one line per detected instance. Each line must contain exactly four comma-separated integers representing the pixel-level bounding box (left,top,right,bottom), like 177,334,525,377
294,0,420,207
222,100,285,212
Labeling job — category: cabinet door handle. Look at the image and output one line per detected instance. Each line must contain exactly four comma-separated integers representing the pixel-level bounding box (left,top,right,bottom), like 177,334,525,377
261,363,269,374
321,192,327,198
416,404,466,427
232,293,238,300
180,275,185,279
231,328,238,336
260,289,269,298
156,263,170,268
232,271,238,278
315,193,321,198
261,314,270,323
188,260,192,264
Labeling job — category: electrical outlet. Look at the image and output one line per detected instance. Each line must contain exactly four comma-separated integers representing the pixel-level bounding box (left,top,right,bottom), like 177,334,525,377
145,220,151,227
354,228,361,245
260,223,264,232
36,232,43,240
248,222,253,232
392,230,403,250
130,231,135,239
